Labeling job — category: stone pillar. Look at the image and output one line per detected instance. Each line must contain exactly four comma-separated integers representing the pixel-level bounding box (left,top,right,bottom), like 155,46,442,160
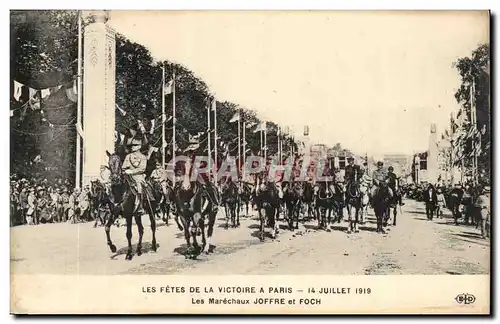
82,11,116,186
427,123,438,184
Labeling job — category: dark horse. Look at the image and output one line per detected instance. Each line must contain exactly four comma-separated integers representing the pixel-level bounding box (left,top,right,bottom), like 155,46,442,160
221,179,240,229
387,178,401,226
314,181,336,230
150,178,180,229
254,173,280,241
105,151,159,260
173,165,219,259
301,181,316,221
345,180,363,233
238,181,253,217
90,180,111,228
372,181,391,233
282,180,303,230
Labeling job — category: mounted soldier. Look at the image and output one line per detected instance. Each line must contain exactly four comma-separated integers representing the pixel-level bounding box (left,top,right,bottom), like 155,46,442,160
122,136,152,209
370,161,393,206
387,166,404,206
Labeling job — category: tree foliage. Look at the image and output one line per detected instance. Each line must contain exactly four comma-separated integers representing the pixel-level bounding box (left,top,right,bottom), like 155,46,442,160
453,44,490,183
10,10,299,183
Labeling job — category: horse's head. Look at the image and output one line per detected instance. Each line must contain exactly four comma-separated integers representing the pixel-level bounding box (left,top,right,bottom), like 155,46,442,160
106,150,123,185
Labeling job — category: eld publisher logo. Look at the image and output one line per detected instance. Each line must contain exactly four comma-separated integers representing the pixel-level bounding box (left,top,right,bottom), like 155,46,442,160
455,293,476,305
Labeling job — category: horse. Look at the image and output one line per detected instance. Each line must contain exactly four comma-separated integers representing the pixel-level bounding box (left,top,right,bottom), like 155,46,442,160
313,181,336,230
238,181,253,217
149,178,180,229
254,173,280,241
372,181,392,234
221,179,240,229
331,181,345,223
172,165,219,259
90,180,112,228
105,151,159,260
345,180,364,234
301,181,316,221
387,178,401,226
282,180,303,231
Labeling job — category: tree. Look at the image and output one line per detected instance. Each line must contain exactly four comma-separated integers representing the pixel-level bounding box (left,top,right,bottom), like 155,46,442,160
453,44,490,183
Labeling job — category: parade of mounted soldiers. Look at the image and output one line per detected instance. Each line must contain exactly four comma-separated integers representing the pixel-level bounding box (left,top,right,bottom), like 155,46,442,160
10,11,490,264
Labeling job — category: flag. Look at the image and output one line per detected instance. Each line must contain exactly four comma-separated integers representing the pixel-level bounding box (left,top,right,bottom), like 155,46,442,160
10,110,14,117
164,80,174,95
246,121,257,129
76,122,84,139
211,97,217,111
119,133,125,144
229,112,240,123
116,104,127,116
184,143,200,152
41,88,50,99
65,80,78,102
13,81,23,101
137,120,146,133
253,121,266,133
29,89,41,110
147,146,159,159
189,133,201,144
149,119,156,134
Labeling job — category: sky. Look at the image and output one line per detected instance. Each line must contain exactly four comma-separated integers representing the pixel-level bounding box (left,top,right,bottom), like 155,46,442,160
107,10,488,157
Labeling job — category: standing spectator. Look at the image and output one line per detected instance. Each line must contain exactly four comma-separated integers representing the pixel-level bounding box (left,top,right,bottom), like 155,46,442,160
423,183,438,221
475,186,491,239
19,186,29,225
436,188,446,219
26,187,37,225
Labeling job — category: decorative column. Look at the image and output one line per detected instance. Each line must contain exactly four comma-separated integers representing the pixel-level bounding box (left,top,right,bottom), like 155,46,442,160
82,11,116,186
427,123,438,184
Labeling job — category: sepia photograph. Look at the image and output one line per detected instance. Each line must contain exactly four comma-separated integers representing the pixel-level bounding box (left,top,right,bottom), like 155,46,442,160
9,9,491,314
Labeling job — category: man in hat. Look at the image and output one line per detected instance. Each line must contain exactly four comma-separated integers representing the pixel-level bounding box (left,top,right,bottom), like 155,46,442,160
370,161,393,204
122,137,149,205
387,166,404,206
475,185,490,239
150,159,169,198
345,156,362,189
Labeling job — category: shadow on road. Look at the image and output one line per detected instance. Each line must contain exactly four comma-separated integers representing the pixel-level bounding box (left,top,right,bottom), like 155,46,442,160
110,241,159,260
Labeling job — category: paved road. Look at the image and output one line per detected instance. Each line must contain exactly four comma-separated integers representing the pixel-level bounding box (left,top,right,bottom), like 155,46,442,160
10,200,490,275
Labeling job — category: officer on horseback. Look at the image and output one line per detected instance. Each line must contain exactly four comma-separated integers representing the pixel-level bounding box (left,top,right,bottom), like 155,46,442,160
387,166,404,206
345,156,362,186
370,161,393,205
122,137,148,202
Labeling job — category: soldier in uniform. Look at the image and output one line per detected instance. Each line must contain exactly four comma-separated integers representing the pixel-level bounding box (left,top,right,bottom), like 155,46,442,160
344,156,362,189
122,138,149,204
150,159,169,198
387,166,404,206
370,161,393,204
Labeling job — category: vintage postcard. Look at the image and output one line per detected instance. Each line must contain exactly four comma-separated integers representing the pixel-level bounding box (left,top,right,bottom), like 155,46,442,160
10,10,490,315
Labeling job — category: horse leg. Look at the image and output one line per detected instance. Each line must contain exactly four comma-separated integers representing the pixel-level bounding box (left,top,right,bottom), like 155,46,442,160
354,206,360,233
125,214,134,260
224,204,229,230
259,207,265,242
205,207,217,254
132,214,144,256
236,202,240,227
346,204,352,234
393,206,397,226
294,204,299,230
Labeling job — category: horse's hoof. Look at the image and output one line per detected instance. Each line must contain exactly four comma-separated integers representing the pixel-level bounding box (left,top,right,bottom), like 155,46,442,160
354,229,360,233
136,249,142,256
125,253,133,261
326,228,332,232
110,244,117,253
346,230,352,234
